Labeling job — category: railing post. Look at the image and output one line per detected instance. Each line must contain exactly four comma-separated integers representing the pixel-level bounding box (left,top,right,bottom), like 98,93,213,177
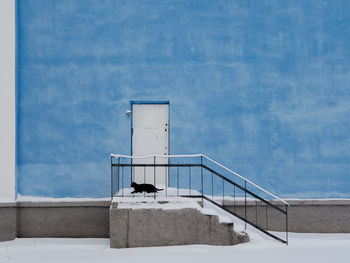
222,178,224,206
130,157,133,185
154,156,156,200
110,156,113,202
244,180,247,230
177,166,179,197
122,166,124,197
286,205,289,245
233,185,236,213
165,164,167,197
266,204,268,230
117,157,120,196
144,165,146,198
211,172,213,200
131,164,134,197
255,198,258,225
189,166,191,196
201,156,203,203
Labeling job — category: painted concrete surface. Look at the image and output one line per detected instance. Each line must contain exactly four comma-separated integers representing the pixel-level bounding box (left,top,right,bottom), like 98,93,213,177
0,0,15,201
0,203,16,242
110,201,248,248
16,0,350,199
0,200,350,243
16,201,110,238
224,199,350,233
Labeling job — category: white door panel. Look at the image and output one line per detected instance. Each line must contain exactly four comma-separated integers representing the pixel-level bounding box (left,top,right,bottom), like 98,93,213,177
133,105,168,129
132,104,169,186
133,129,167,155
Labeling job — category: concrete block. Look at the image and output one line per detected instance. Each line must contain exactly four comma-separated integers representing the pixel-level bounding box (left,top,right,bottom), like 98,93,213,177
17,205,109,238
110,201,249,248
109,208,128,248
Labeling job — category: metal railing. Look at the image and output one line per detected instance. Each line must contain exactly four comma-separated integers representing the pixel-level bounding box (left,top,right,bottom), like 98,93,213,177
111,154,289,244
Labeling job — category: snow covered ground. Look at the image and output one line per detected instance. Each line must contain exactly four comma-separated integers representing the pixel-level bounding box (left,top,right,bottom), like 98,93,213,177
2,194,348,262
0,232,349,263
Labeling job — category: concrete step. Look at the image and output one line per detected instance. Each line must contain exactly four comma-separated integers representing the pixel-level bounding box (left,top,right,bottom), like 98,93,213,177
110,198,249,248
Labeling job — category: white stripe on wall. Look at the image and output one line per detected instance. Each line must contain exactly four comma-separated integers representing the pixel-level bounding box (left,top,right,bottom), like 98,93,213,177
0,0,15,201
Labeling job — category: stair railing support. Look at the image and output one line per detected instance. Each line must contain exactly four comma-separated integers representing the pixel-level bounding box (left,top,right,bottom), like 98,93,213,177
153,156,156,199
286,205,289,245
201,156,203,203
245,180,247,230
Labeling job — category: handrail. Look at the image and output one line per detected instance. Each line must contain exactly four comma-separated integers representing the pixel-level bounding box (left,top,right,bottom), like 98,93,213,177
201,195,288,244
202,155,289,206
111,153,203,159
110,153,289,206
110,157,289,244
201,164,286,214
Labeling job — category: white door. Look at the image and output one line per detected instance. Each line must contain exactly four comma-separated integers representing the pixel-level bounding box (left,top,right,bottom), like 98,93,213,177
132,103,169,186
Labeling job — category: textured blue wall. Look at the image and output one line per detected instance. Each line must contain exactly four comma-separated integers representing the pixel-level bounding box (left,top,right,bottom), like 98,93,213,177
17,0,350,198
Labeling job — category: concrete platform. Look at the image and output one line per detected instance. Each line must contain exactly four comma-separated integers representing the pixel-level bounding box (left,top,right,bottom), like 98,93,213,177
110,198,249,248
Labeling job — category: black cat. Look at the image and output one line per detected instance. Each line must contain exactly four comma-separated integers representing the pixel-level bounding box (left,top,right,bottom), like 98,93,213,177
130,182,163,194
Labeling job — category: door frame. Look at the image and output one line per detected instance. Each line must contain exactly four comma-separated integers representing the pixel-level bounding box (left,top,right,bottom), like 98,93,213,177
130,100,170,157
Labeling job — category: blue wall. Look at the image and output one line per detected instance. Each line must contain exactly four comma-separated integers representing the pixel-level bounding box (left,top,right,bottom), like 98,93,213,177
17,0,350,198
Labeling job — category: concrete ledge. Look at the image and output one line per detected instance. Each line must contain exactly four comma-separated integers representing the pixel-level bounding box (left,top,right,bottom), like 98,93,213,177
283,199,350,206
16,201,111,208
17,205,109,238
110,200,248,248
1,198,350,242
0,201,112,241
224,199,350,233
0,205,16,241
0,202,16,208
222,199,350,206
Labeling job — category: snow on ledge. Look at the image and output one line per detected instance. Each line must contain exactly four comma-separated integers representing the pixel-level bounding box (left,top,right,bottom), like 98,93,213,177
16,194,110,203
113,196,233,224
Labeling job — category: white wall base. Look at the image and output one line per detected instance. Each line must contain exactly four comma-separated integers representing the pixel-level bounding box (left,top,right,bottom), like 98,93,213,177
0,0,16,201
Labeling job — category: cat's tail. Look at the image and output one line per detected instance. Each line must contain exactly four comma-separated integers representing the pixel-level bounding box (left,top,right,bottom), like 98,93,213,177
156,188,163,191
